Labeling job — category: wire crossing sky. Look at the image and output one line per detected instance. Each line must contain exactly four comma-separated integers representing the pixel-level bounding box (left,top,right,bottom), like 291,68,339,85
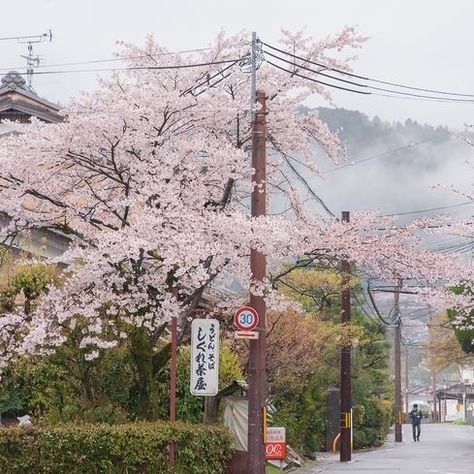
1,0,474,127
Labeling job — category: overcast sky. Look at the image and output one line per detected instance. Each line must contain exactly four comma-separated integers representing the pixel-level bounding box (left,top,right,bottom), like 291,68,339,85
1,0,474,129
2,0,474,218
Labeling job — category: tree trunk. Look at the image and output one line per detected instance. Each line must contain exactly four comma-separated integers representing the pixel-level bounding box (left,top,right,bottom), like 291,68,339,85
203,396,219,424
130,326,155,420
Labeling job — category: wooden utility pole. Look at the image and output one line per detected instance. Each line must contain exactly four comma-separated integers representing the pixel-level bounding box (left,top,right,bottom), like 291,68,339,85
404,343,409,420
169,315,178,465
394,279,402,442
247,88,267,474
428,314,438,422
340,211,352,462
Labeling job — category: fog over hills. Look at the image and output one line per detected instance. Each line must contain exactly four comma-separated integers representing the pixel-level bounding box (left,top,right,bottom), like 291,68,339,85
311,107,474,219
294,108,474,342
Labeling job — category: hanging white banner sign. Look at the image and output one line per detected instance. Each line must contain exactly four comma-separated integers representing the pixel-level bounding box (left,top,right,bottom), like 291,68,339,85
190,318,220,396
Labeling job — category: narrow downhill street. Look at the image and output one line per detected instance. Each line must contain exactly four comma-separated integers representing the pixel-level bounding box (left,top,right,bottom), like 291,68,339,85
293,424,474,474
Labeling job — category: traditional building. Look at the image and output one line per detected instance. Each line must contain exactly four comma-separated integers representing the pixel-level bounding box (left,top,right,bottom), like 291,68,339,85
0,71,61,125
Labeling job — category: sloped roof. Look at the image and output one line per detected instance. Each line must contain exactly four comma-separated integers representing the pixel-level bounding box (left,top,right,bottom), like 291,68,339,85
0,71,61,123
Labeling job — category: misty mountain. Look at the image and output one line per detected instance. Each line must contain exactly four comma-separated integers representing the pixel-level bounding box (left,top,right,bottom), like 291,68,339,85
318,107,458,172
307,108,474,216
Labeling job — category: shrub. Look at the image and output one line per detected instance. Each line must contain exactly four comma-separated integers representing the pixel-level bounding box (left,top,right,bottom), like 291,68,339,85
0,422,233,474
175,342,243,423
447,286,474,353
353,398,392,449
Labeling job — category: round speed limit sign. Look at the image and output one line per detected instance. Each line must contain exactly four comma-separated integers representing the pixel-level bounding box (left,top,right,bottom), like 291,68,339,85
234,306,259,331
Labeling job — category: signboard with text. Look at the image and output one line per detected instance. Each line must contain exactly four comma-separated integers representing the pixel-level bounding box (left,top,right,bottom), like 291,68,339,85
190,319,219,396
265,427,286,460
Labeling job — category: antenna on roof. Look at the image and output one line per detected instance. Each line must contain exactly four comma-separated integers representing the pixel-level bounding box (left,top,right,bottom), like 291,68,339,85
17,30,53,91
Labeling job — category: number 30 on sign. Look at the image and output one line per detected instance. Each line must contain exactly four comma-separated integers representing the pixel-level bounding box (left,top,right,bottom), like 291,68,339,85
233,306,259,331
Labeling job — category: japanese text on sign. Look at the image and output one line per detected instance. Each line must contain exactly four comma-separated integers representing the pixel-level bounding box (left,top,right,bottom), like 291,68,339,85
190,319,219,396
265,427,286,460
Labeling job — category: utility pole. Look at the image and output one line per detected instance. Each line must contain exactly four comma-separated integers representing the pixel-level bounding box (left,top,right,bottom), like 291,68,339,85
394,279,403,442
168,315,178,466
18,29,52,91
428,314,438,422
340,211,352,462
247,30,267,472
404,343,409,419
443,378,447,423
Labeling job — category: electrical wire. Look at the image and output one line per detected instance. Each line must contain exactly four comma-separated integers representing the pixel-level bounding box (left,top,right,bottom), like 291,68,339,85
366,285,393,326
265,59,371,95
261,40,474,99
380,201,472,217
0,48,215,73
181,58,242,96
328,133,451,172
0,58,245,77
265,52,474,104
265,48,469,103
0,33,50,42
352,289,382,326
264,49,371,91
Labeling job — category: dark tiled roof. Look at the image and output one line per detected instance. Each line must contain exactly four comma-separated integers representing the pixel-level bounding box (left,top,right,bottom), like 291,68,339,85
0,73,61,124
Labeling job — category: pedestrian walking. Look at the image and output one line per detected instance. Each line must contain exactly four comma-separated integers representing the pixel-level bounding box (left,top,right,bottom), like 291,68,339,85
409,403,423,441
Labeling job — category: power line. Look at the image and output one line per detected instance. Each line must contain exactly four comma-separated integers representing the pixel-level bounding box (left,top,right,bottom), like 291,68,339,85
0,32,51,42
380,201,472,217
266,59,371,95
264,49,371,91
181,59,241,96
261,40,474,99
0,48,214,72
328,133,451,172
265,48,463,103
366,285,393,326
264,52,474,104
0,58,245,77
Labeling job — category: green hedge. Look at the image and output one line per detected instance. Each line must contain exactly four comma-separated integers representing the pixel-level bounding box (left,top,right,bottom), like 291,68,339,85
0,422,233,474
353,398,392,449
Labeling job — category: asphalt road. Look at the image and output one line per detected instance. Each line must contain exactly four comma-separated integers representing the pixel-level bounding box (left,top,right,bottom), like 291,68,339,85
293,423,474,474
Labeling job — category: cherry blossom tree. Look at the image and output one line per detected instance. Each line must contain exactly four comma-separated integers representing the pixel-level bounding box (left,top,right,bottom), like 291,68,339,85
0,29,470,416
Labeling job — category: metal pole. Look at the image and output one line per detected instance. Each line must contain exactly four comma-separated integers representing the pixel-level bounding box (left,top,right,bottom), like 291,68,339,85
394,279,402,442
247,89,267,474
340,211,352,462
169,315,178,465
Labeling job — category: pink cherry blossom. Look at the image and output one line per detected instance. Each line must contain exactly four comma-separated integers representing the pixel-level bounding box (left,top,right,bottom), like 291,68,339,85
0,30,469,363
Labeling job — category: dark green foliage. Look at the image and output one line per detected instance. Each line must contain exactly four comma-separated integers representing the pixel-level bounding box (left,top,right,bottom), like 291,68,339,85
0,422,233,474
270,283,393,455
447,286,474,354
452,325,474,354
351,312,393,448
174,344,243,424
272,372,330,456
353,398,392,449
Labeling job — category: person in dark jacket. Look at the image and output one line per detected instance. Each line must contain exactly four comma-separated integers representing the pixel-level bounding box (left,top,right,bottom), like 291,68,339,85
409,404,423,441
